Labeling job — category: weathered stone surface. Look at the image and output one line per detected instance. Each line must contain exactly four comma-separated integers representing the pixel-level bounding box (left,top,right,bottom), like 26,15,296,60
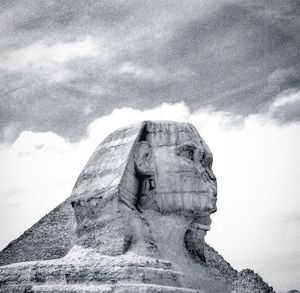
231,269,274,293
0,123,143,265
0,121,277,293
0,201,76,266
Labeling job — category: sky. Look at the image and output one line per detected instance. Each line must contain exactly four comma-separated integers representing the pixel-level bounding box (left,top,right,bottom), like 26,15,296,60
0,0,299,291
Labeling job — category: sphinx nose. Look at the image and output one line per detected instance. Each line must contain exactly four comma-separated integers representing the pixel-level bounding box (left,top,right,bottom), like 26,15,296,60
207,185,217,198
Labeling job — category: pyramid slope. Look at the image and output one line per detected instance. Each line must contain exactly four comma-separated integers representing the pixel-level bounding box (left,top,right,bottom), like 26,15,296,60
0,200,76,266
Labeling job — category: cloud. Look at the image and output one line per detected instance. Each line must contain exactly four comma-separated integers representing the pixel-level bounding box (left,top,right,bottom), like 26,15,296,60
0,103,299,291
1,38,98,70
0,1,299,142
271,91,300,108
116,62,160,81
267,90,300,122
0,37,101,82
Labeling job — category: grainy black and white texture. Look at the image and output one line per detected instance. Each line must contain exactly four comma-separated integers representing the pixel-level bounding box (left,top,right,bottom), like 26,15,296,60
0,1,299,142
0,1,299,292
0,121,275,293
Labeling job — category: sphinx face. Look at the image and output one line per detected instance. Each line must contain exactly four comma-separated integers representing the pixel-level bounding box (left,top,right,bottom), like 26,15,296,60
133,124,217,262
152,145,217,215
151,135,217,217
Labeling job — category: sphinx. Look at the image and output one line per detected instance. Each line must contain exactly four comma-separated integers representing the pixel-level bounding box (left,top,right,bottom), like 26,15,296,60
0,121,274,293
71,121,217,262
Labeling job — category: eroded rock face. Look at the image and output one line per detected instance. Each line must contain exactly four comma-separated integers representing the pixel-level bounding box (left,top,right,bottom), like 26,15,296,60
69,121,217,263
132,122,217,264
0,121,275,293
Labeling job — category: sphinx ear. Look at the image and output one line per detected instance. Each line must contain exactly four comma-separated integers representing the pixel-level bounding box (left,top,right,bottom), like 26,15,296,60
134,142,155,176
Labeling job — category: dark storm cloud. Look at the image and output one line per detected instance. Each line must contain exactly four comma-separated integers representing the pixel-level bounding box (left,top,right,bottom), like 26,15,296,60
274,101,300,122
0,0,299,142
154,2,300,112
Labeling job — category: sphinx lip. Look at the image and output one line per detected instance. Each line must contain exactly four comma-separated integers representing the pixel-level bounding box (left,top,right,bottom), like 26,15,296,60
194,223,211,230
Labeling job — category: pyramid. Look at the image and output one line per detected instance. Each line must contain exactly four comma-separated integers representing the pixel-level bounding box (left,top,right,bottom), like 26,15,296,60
0,121,274,293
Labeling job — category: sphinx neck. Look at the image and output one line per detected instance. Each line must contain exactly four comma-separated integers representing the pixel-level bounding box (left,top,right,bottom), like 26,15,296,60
141,209,214,290
141,210,192,260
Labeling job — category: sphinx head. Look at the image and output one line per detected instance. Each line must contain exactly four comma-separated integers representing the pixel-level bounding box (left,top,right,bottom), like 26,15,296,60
133,121,217,220
71,121,217,261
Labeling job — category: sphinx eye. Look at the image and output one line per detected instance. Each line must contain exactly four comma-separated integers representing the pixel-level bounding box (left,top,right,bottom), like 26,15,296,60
182,148,194,160
176,144,196,161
